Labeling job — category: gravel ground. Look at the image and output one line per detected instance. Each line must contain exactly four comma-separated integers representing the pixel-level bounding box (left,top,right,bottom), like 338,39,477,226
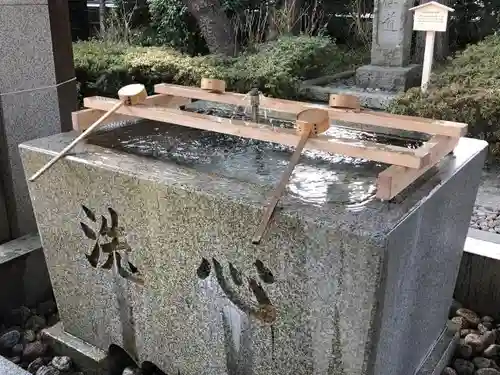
0,300,83,375
445,301,500,375
470,206,500,234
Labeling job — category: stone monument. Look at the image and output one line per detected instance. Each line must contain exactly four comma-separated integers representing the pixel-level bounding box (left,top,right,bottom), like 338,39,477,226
0,0,77,239
301,0,423,109
20,116,487,375
356,0,422,92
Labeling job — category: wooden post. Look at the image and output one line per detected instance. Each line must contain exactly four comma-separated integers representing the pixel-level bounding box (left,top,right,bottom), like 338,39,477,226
421,30,436,93
409,1,454,93
413,0,451,64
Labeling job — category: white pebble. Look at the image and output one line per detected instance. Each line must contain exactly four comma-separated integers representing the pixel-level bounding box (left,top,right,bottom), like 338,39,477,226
51,356,72,371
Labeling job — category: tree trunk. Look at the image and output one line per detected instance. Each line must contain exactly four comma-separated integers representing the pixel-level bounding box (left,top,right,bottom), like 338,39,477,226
412,0,450,63
267,0,304,39
267,4,279,41
99,0,106,33
183,0,237,56
286,0,304,35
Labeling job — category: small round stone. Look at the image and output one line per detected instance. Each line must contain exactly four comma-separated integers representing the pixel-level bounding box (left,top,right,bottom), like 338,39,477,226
465,333,485,352
36,300,57,317
456,343,473,359
23,341,47,361
453,317,470,330
50,356,72,372
461,329,480,338
12,343,23,355
479,323,492,334
483,331,498,347
8,356,21,364
453,358,475,375
35,366,60,375
24,330,36,343
473,357,491,369
7,306,32,327
484,344,500,358
476,369,500,375
26,315,47,332
457,308,481,327
482,322,494,331
442,367,458,375
450,300,463,318
122,367,141,375
0,330,21,350
27,357,45,374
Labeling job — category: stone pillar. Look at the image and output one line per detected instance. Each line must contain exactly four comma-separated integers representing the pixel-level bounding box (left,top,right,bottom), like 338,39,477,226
356,0,422,92
0,0,77,238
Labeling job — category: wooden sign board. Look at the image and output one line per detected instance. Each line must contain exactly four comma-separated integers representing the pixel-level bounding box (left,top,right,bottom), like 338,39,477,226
410,1,454,32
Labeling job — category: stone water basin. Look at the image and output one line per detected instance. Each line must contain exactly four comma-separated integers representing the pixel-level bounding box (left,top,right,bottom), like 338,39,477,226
20,105,487,375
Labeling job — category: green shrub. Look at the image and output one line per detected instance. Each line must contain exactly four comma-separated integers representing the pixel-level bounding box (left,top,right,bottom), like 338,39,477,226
225,36,348,97
389,34,500,161
146,0,207,54
74,35,363,102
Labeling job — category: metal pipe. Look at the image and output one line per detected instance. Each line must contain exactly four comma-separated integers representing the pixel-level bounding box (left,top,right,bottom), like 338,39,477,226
249,88,260,123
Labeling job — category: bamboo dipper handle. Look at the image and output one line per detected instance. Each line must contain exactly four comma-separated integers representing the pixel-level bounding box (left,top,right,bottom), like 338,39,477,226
251,108,329,244
251,124,312,244
29,100,125,182
29,83,147,182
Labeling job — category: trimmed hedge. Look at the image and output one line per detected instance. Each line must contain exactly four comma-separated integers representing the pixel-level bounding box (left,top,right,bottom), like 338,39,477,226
389,34,500,161
74,35,366,103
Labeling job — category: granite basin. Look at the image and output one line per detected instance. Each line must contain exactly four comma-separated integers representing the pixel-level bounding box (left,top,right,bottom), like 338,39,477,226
20,118,487,375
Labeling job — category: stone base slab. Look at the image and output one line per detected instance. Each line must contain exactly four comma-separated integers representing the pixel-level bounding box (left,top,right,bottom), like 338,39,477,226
454,228,500,320
415,322,459,375
356,64,422,92
0,233,53,319
40,321,458,375
300,84,399,109
42,322,108,375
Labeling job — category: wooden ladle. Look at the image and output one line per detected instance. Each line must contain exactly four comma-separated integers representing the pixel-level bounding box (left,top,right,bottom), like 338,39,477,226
252,108,330,244
29,84,147,182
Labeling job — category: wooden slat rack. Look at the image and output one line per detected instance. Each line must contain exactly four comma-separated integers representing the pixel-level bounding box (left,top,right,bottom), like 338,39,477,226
72,80,467,201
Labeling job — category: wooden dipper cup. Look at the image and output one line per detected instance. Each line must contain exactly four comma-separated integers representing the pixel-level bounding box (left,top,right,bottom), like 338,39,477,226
200,78,226,93
29,84,147,182
329,94,360,111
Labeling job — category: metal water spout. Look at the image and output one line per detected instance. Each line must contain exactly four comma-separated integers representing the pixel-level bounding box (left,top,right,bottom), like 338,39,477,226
248,88,260,123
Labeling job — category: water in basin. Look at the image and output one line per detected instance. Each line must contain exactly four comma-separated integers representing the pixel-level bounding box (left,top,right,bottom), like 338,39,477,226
86,109,423,208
